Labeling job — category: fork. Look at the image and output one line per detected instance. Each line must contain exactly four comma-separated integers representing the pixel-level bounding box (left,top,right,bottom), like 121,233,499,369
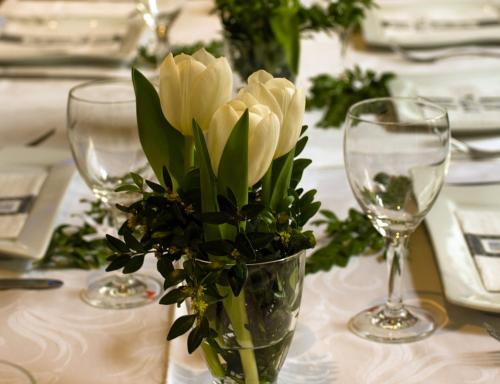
392,45,500,63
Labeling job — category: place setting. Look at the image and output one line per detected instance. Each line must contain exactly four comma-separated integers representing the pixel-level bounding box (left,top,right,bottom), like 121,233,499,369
1,1,500,384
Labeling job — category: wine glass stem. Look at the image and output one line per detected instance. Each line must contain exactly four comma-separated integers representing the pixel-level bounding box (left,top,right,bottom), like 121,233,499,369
384,234,409,318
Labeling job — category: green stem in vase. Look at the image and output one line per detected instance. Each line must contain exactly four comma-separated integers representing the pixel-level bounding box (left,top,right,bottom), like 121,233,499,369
202,342,225,378
220,286,259,384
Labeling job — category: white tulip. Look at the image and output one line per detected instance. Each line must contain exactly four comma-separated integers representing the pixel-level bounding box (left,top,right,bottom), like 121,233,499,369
159,49,233,136
236,70,306,158
207,100,280,187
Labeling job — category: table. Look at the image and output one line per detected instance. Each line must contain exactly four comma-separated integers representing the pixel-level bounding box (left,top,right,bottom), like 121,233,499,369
1,1,500,383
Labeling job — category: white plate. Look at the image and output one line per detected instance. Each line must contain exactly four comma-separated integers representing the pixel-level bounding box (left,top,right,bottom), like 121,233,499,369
0,1,146,65
362,0,500,48
389,69,500,134
426,183,500,313
0,147,74,260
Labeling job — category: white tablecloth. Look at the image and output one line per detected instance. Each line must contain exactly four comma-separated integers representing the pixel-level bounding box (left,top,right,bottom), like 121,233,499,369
1,1,500,383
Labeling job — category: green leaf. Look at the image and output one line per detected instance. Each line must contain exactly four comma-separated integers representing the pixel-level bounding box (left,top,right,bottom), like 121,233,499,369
227,262,248,297
201,240,234,256
162,167,173,191
105,255,130,272
157,257,174,279
159,286,191,305
269,149,295,211
192,120,218,212
167,314,196,340
164,269,186,289
146,179,166,193
106,235,129,253
270,5,300,76
132,68,185,189
115,184,141,193
217,110,249,208
195,212,234,225
123,255,145,274
187,317,209,354
123,230,144,252
131,172,144,188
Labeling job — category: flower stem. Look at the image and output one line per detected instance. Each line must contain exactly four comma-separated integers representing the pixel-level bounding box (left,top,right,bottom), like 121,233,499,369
202,342,225,378
220,286,259,383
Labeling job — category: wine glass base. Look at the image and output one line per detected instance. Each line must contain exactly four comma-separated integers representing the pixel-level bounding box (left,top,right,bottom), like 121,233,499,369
348,304,436,343
81,273,162,309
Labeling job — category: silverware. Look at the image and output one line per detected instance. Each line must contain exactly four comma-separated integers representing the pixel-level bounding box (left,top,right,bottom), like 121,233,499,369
383,19,500,30
25,128,56,147
484,322,500,342
451,137,500,160
0,33,122,45
392,45,500,63
0,278,63,290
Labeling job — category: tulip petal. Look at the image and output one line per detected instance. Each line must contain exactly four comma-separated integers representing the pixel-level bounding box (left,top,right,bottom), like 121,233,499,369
159,53,183,133
191,57,233,132
244,83,283,123
248,112,280,186
192,48,216,66
248,70,273,85
175,58,206,135
275,87,305,158
207,104,240,176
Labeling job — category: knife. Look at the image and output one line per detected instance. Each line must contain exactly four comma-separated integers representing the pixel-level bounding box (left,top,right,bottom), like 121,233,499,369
0,278,63,290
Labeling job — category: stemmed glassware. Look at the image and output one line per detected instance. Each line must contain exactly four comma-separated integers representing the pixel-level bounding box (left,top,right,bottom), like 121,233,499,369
343,97,450,343
67,79,161,309
135,0,183,64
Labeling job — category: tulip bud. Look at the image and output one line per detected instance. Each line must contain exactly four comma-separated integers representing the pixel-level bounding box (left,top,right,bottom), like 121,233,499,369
208,100,280,187
237,70,305,158
159,49,233,136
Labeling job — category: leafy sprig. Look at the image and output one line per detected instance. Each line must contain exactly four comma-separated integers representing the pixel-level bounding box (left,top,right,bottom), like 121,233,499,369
35,199,112,270
306,208,384,274
299,0,376,32
307,67,395,128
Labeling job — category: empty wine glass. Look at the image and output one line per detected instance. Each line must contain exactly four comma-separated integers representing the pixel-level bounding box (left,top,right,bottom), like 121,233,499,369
136,0,183,64
67,78,161,309
344,97,450,343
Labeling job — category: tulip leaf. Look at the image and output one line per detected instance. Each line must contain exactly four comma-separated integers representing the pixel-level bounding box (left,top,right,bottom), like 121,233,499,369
217,110,249,208
192,120,221,241
269,149,295,212
131,68,185,190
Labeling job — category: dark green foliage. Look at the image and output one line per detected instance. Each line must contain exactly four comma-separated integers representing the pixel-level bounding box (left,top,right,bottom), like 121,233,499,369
306,209,385,274
214,0,375,78
307,67,395,128
105,129,319,357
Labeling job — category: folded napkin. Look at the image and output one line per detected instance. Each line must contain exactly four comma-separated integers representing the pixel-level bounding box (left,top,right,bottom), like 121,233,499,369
455,209,500,292
0,166,47,240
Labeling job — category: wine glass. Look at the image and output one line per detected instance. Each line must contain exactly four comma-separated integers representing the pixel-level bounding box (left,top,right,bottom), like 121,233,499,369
135,0,183,64
67,78,161,309
343,97,450,343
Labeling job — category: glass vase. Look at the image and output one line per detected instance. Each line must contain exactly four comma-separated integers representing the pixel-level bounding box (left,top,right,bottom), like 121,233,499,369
225,37,295,85
196,251,306,384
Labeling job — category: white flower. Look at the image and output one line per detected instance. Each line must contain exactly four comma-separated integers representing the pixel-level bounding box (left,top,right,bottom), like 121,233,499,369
159,49,233,136
207,100,280,186
236,70,306,158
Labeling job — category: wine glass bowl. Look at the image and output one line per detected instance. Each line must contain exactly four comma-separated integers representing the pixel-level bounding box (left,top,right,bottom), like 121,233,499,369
344,97,450,343
67,79,161,309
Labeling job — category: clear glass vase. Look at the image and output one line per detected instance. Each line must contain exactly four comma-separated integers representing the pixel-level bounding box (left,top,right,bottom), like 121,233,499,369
225,37,295,85
196,251,306,384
